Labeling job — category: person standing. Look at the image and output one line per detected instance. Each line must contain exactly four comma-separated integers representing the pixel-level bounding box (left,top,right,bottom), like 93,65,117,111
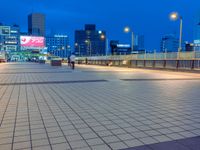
67,57,71,66
70,53,76,69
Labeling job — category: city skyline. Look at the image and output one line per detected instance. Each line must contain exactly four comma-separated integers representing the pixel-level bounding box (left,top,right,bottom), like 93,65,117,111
0,0,200,51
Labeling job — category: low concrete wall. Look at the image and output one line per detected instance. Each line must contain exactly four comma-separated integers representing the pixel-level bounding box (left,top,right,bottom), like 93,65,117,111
78,59,200,71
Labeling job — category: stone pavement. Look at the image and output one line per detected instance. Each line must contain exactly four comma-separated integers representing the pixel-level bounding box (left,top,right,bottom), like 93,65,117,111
0,62,200,150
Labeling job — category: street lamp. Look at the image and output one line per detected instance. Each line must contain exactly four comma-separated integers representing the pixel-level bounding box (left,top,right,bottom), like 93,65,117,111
85,40,92,56
75,43,81,56
100,34,109,56
124,26,134,52
170,12,183,55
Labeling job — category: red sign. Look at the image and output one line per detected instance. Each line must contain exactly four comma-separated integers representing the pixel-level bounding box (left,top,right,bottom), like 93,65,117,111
20,36,45,47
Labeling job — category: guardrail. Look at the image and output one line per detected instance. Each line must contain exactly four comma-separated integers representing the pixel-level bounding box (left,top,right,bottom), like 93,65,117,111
76,51,200,71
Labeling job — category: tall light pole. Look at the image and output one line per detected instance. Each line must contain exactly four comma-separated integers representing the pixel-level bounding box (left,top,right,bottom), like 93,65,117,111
170,12,183,57
75,43,81,57
124,26,134,52
100,34,108,56
85,40,92,56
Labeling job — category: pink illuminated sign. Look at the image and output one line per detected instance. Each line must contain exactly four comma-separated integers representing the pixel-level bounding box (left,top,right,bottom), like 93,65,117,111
20,36,45,47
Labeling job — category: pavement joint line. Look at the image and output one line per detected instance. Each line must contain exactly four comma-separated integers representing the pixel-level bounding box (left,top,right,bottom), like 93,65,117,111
25,84,33,150
0,71,72,74
0,80,108,86
30,84,53,150
121,78,200,81
11,86,21,150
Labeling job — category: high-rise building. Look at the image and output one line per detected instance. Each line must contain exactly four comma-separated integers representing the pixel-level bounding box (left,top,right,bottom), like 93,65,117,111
133,35,145,52
160,34,179,52
46,34,70,58
0,24,20,52
194,11,200,41
75,24,106,56
28,13,45,36
193,12,200,51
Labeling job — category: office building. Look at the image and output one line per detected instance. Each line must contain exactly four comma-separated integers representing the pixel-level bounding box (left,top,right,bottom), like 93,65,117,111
160,34,179,52
28,13,45,36
75,24,106,56
194,12,200,51
110,40,131,55
194,12,200,41
0,24,20,52
185,43,194,51
46,34,70,58
134,35,145,52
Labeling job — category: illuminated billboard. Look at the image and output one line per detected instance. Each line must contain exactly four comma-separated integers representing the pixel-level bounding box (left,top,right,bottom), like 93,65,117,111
20,36,45,48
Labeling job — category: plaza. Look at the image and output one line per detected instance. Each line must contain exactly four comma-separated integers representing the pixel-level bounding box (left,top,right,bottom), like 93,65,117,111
0,63,200,150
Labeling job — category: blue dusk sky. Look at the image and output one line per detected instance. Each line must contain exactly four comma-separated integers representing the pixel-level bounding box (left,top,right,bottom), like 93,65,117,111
0,0,200,51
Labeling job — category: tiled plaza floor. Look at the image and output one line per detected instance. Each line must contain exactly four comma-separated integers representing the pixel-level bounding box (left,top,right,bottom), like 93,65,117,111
0,62,200,150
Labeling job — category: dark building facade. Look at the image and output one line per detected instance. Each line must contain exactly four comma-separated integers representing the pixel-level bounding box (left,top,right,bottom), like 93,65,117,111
134,35,145,52
160,34,179,52
110,40,131,55
46,34,70,58
28,13,45,36
75,24,106,56
185,43,194,51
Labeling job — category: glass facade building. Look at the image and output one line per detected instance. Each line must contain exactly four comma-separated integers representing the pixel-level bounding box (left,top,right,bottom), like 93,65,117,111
160,34,179,52
28,13,45,36
46,34,70,58
0,24,20,52
75,24,106,56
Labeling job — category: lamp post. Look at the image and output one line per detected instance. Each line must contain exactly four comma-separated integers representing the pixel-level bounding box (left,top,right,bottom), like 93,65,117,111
85,40,92,56
170,12,183,58
75,43,81,56
124,26,134,52
100,34,108,56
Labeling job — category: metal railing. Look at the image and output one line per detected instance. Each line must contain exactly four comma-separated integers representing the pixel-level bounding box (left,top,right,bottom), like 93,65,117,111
77,51,200,61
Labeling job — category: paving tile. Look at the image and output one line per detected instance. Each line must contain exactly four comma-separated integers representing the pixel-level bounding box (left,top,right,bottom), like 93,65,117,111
117,133,135,141
69,140,88,149
124,139,144,147
109,142,128,150
0,144,12,150
102,136,121,143
0,63,200,150
91,144,111,150
139,137,158,145
32,145,52,150
81,133,98,140
149,141,189,150
51,143,71,150
86,138,104,146
32,139,49,147
13,141,31,149
66,134,83,142
153,135,171,142
50,136,67,145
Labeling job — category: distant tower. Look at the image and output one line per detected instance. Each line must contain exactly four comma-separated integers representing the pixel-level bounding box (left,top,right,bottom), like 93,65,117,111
160,34,179,52
194,11,200,40
28,13,45,36
74,24,106,56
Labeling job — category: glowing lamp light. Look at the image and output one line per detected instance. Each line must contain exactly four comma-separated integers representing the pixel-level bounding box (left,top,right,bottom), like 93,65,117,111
124,27,130,33
100,34,105,39
170,12,179,21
